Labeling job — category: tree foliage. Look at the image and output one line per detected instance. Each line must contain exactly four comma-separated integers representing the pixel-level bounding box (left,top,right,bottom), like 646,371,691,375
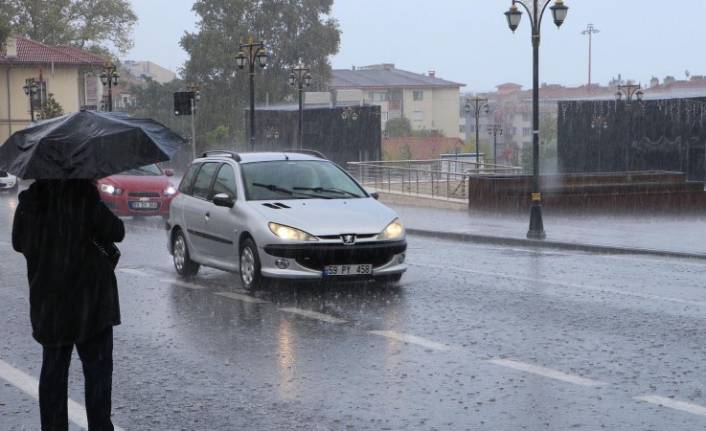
384,117,411,138
180,0,340,149
0,0,137,54
36,93,64,120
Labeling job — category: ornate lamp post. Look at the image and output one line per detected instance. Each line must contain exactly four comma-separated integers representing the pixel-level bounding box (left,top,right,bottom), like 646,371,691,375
505,0,569,240
236,37,269,151
22,78,40,121
464,97,489,170
288,63,312,149
100,63,119,112
616,84,644,171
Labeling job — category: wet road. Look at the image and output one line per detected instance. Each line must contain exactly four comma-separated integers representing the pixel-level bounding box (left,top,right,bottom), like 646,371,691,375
1,192,706,430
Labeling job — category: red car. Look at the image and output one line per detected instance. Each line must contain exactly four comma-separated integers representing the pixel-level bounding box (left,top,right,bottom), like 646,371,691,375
98,164,177,219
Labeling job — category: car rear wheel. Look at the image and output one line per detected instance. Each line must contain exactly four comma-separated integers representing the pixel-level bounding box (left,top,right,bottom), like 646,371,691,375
173,230,200,277
240,238,265,290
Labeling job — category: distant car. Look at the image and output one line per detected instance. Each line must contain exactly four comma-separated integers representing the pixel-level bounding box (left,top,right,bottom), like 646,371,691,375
166,151,407,289
98,164,177,218
0,170,18,192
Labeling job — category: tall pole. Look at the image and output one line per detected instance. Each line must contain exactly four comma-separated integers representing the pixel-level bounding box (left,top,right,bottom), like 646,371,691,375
190,97,197,160
249,63,255,151
527,0,545,239
289,63,312,150
582,24,599,90
465,96,488,171
298,86,304,149
475,109,481,169
237,38,268,152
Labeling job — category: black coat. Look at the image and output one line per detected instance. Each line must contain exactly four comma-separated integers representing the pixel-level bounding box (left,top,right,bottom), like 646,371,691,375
12,180,125,347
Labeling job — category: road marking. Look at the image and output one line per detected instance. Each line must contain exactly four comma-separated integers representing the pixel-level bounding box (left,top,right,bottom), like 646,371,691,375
487,358,605,387
158,278,208,290
214,291,268,304
279,307,347,324
368,330,451,351
635,395,706,417
117,267,150,277
413,262,706,307
0,357,124,431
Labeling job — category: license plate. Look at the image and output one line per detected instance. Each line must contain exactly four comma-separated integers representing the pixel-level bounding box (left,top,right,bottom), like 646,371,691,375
323,264,372,276
130,201,158,209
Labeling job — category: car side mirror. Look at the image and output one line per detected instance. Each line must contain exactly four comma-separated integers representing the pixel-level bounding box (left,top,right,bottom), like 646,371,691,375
370,192,380,200
213,193,235,208
164,169,174,177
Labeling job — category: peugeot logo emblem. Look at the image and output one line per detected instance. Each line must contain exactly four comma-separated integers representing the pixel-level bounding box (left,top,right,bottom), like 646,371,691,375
342,234,356,245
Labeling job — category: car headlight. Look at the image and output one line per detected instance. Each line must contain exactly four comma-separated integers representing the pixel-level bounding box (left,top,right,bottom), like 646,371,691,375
99,184,122,195
268,222,318,241
377,218,404,240
164,186,177,196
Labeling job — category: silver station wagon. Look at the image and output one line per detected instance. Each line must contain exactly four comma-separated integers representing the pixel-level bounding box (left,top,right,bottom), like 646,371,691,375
166,151,407,289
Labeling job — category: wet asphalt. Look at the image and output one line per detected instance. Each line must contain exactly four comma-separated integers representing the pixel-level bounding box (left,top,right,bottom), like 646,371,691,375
1,192,706,430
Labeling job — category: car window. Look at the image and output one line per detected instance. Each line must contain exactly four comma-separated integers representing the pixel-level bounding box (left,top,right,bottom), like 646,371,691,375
211,164,237,200
241,160,366,200
191,162,219,200
178,163,200,195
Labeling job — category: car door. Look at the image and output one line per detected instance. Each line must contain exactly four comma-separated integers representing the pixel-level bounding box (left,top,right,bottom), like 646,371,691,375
182,162,219,257
202,163,239,268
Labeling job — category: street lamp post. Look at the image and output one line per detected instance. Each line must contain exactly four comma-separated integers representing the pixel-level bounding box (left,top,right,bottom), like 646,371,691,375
187,84,201,160
236,37,269,151
487,124,503,165
505,0,569,240
288,63,312,149
22,78,40,121
615,84,644,171
100,63,119,112
581,24,600,91
464,97,489,171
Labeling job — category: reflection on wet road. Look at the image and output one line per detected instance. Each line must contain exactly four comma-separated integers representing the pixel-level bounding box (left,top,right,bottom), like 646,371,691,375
1,193,706,430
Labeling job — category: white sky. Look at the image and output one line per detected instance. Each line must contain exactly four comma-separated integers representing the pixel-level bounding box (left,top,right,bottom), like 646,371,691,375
127,0,706,92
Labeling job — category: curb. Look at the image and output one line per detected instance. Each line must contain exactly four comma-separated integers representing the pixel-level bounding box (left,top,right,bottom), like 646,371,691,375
406,228,706,261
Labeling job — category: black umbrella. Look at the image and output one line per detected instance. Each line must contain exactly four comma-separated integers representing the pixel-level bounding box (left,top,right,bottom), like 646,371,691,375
0,110,187,179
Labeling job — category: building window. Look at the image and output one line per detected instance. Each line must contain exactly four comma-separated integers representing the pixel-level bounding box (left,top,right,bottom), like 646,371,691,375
371,92,387,102
413,90,424,101
522,127,531,137
412,111,424,122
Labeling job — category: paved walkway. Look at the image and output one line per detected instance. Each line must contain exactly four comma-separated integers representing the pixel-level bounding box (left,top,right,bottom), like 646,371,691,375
390,203,706,256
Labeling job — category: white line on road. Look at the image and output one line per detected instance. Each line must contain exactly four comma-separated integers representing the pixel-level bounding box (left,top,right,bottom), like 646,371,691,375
214,291,268,304
487,358,605,387
635,395,706,417
117,267,150,277
413,262,706,308
368,330,451,351
159,278,208,290
279,307,347,324
0,357,124,431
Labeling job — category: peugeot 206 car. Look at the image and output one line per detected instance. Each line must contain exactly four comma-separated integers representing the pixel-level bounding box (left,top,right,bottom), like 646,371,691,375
98,164,177,219
0,170,18,193
166,151,406,289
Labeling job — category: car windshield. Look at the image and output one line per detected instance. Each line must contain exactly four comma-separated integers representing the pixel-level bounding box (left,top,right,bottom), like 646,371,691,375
241,160,366,200
120,164,162,176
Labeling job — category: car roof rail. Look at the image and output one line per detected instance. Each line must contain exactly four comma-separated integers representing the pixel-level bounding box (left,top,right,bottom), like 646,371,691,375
284,149,327,159
201,150,241,162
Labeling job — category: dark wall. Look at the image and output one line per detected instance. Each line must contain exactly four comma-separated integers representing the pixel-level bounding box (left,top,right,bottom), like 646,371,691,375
558,98,706,181
249,105,381,167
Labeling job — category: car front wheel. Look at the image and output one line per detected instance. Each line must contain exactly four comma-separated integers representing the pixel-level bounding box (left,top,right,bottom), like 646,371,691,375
240,237,265,290
173,230,200,277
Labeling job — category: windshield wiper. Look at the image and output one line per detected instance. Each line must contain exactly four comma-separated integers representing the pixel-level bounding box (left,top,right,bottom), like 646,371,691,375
253,183,331,199
293,186,361,198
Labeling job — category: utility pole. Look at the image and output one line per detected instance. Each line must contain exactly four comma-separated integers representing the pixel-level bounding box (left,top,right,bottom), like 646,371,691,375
581,24,599,90
187,84,201,160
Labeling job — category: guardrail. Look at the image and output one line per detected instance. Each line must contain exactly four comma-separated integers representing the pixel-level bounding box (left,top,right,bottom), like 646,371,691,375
348,159,523,201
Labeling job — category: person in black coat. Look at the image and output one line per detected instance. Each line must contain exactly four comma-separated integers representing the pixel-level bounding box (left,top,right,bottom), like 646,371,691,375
12,179,125,431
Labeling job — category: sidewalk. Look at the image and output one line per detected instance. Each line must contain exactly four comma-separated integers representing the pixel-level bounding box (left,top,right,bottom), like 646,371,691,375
389,203,706,258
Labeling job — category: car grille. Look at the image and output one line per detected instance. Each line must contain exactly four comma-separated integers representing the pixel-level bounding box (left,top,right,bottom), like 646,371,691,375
264,241,406,271
128,191,160,198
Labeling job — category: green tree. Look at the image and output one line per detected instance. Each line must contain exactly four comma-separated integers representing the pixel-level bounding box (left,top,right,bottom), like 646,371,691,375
384,117,412,138
127,77,189,139
36,93,64,120
520,114,558,173
180,0,341,148
0,0,136,54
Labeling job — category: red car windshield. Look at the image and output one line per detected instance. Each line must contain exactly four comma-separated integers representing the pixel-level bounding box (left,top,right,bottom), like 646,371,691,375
121,164,162,176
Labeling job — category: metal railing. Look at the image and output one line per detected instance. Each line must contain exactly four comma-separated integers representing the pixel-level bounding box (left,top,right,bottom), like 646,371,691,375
348,159,523,201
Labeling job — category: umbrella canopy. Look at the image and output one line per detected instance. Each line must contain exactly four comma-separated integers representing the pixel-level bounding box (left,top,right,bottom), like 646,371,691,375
0,110,187,179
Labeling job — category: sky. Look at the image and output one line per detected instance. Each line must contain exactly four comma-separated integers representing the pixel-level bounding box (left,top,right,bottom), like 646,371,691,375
127,0,706,92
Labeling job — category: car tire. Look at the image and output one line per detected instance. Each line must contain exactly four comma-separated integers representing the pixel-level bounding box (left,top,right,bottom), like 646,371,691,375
239,237,265,290
173,230,200,277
